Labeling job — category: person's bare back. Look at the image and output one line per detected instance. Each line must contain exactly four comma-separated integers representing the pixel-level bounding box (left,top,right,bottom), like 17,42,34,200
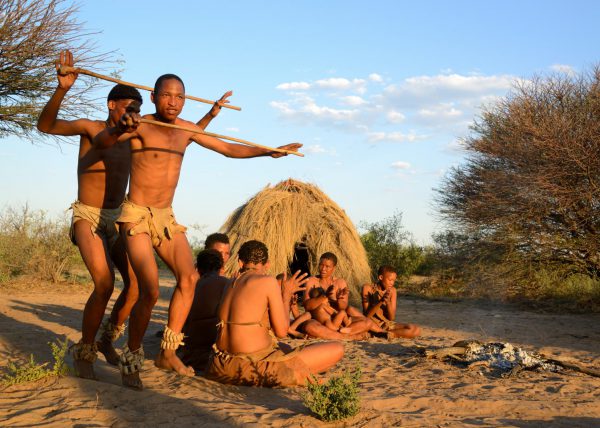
205,240,345,387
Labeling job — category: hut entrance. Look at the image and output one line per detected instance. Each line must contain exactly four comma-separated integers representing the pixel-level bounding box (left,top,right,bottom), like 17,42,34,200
289,242,311,277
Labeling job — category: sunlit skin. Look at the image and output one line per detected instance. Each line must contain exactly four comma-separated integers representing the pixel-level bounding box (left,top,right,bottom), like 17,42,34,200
363,272,397,321
36,49,139,379
211,256,344,384
93,77,302,389
302,256,381,337
361,270,421,338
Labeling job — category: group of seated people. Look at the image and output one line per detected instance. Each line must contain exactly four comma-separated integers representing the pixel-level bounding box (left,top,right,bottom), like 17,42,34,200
182,233,421,387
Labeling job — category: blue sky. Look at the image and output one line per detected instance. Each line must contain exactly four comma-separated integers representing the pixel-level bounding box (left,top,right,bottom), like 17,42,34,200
1,1,598,244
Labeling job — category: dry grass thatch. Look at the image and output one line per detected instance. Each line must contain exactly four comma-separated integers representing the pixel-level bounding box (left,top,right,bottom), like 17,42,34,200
220,179,371,300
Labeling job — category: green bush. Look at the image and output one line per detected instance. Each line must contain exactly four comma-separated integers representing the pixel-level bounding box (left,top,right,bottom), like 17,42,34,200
0,205,81,283
360,212,431,280
302,368,361,421
2,337,71,387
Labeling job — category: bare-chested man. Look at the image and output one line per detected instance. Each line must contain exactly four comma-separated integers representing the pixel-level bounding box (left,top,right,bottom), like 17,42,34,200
362,265,421,338
36,50,143,379
37,52,233,381
302,252,386,338
205,240,344,387
93,73,301,389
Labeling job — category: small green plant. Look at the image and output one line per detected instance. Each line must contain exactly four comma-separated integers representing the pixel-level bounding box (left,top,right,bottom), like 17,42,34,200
1,337,71,387
302,367,361,421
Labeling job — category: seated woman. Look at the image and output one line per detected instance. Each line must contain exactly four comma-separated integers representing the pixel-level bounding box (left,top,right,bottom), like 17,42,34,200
204,240,345,387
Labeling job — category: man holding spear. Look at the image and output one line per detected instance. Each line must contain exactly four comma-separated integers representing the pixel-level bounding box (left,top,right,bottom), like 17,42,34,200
93,73,301,389
37,51,233,381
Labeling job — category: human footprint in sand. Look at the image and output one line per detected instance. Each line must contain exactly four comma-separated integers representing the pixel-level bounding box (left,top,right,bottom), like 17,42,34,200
93,73,301,390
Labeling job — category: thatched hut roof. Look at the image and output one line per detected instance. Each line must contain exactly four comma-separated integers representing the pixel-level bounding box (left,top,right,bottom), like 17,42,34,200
220,179,371,299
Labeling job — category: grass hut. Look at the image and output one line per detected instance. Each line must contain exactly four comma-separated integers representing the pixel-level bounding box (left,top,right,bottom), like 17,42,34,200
220,179,371,300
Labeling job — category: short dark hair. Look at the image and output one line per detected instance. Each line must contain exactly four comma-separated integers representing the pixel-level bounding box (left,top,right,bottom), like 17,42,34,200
319,252,338,266
107,84,143,104
238,240,268,265
195,249,223,275
153,73,185,95
309,286,326,299
204,233,229,249
377,265,397,277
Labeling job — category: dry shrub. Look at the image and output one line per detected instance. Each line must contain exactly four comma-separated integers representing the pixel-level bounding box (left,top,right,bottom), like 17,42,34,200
0,205,80,283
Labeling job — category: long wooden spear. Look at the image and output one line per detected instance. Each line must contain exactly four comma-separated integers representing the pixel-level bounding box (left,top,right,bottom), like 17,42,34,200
57,65,242,111
139,117,303,157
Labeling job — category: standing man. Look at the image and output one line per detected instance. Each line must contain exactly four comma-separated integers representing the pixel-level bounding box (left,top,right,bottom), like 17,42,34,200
93,73,301,389
38,51,232,381
37,50,142,379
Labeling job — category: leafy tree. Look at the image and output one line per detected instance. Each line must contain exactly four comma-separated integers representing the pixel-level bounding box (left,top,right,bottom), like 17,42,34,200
0,0,121,141
436,67,600,277
360,212,428,280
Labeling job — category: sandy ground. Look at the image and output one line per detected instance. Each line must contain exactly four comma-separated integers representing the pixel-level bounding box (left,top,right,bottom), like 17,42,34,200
0,278,599,427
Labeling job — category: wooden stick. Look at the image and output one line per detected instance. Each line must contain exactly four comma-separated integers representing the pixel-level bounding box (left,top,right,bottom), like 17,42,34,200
139,118,304,157
58,65,242,111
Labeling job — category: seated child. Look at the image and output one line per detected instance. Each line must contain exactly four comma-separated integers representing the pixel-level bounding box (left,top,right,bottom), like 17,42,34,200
291,287,352,335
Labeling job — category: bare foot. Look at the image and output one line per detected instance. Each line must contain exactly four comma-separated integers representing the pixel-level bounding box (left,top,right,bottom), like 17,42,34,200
155,350,195,376
97,337,120,366
122,371,143,390
74,359,97,380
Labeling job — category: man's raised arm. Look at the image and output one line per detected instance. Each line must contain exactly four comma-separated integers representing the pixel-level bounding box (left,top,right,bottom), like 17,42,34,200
37,50,91,137
196,91,232,130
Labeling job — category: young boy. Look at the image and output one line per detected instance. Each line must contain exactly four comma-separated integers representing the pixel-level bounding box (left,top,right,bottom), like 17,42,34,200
361,265,421,338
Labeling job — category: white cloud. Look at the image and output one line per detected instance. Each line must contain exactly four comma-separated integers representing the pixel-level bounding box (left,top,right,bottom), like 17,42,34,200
303,144,338,156
550,64,576,76
417,103,462,119
270,96,360,127
276,81,311,90
271,70,521,145
386,110,405,123
314,77,366,93
340,95,367,106
225,127,239,133
305,144,326,154
384,74,515,105
391,161,411,170
368,131,426,143
369,73,383,82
